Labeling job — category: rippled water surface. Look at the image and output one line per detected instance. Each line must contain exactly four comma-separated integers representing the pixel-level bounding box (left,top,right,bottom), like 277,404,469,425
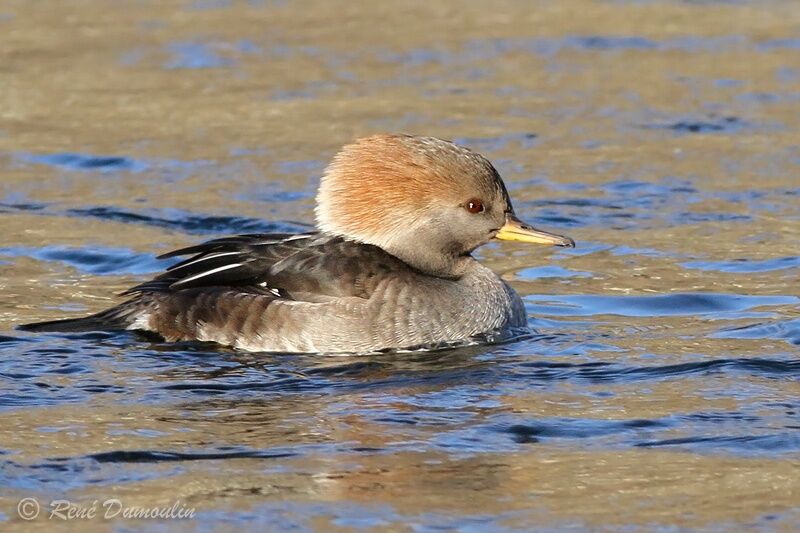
1,0,799,530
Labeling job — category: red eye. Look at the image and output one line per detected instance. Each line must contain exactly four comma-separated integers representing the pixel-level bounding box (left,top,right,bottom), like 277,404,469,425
465,199,484,214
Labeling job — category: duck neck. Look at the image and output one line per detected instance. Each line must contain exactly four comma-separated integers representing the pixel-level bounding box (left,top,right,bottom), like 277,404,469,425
322,224,474,279
382,241,473,279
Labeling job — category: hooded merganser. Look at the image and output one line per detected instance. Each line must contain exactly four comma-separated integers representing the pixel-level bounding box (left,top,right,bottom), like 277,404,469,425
19,134,574,353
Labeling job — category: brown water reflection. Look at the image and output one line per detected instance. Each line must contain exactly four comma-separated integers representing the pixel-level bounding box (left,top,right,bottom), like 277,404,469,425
1,0,799,530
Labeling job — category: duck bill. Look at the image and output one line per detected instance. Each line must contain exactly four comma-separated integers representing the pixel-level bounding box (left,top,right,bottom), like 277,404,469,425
495,214,575,248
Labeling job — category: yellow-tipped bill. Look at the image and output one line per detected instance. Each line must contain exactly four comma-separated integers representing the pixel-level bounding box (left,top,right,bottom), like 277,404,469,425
495,214,575,247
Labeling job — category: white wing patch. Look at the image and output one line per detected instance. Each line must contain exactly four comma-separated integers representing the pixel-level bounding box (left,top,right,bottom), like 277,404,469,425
171,263,244,287
168,251,242,271
281,234,313,242
257,282,282,297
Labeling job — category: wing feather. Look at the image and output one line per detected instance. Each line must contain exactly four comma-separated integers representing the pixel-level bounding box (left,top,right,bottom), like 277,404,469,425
122,231,412,300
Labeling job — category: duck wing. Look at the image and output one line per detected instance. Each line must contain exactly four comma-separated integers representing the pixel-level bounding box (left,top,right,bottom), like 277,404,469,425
123,232,411,300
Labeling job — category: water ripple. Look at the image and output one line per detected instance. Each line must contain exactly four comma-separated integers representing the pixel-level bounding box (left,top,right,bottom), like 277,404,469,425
525,293,798,318
66,206,307,235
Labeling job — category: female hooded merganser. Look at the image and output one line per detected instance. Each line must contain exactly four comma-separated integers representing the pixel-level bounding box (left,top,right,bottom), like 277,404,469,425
20,134,574,353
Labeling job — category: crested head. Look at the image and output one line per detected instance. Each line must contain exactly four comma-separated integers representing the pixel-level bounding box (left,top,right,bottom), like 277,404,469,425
316,135,509,236
315,134,513,276
314,134,574,277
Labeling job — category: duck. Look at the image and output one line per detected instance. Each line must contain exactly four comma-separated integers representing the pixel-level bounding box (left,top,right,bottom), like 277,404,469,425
19,134,574,353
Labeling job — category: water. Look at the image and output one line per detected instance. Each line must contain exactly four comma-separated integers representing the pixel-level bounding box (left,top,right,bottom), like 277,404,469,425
1,0,799,530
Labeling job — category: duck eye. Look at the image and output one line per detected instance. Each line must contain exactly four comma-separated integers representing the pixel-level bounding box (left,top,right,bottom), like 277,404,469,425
465,199,484,214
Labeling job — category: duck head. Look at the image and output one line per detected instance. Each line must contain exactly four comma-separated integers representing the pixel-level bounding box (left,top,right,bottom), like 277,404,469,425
315,134,574,277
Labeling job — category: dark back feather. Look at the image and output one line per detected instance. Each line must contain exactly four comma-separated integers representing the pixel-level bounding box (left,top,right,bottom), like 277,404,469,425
122,232,416,301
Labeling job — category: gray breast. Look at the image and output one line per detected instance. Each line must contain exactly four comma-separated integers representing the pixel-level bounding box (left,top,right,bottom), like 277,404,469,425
366,261,525,349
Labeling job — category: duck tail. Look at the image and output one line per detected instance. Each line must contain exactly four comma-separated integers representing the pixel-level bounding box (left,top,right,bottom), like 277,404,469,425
17,302,143,333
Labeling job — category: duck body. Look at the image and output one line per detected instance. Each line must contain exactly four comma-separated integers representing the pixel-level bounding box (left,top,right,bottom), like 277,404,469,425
130,233,525,353
19,134,572,354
